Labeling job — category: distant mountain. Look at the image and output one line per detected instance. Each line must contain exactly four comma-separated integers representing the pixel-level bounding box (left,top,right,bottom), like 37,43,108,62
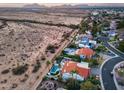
52,4,89,8
23,3,46,9
52,3,124,8
22,3,124,9
92,3,124,7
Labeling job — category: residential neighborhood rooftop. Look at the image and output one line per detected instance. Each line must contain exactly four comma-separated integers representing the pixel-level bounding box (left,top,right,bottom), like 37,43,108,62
62,61,90,79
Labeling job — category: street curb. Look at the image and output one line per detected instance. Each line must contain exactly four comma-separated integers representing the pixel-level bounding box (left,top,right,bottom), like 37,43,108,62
99,56,118,90
108,42,124,55
113,61,124,90
105,46,118,57
113,71,120,90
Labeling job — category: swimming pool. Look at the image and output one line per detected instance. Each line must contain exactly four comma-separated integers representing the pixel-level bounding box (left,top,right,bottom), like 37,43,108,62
50,64,60,75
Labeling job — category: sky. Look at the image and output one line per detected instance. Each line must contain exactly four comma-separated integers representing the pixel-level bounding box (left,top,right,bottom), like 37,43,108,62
0,3,72,7
0,3,124,7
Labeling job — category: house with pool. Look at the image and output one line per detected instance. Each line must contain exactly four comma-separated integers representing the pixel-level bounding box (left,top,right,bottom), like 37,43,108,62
46,57,72,80
61,61,90,81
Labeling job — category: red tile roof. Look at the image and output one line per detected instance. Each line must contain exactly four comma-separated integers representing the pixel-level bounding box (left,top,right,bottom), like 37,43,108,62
62,61,90,79
76,48,94,58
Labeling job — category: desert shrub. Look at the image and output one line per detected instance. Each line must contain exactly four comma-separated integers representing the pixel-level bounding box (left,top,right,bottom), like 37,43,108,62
46,44,56,53
11,83,18,89
12,64,28,75
41,56,46,61
32,61,41,73
1,69,10,74
0,53,5,56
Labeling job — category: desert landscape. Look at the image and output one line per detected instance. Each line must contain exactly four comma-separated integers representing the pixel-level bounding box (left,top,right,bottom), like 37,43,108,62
0,9,84,89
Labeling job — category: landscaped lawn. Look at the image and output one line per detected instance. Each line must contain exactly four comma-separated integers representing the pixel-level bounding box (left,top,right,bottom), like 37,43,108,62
61,54,81,62
116,68,124,77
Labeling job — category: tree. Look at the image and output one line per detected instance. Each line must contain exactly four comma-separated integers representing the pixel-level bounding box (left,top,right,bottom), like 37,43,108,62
69,24,79,29
46,60,51,66
68,43,77,48
118,40,124,52
117,20,124,29
71,69,78,79
79,20,88,33
92,21,99,36
80,81,96,90
66,78,80,90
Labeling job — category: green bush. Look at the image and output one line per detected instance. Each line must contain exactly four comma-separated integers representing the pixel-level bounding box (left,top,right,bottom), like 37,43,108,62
46,61,51,66
80,76,101,90
95,45,107,52
117,20,124,29
66,78,80,90
62,54,81,62
80,81,96,90
68,43,77,48
118,40,124,52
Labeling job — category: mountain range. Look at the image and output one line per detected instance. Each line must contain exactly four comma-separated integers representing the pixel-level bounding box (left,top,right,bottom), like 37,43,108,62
22,3,124,9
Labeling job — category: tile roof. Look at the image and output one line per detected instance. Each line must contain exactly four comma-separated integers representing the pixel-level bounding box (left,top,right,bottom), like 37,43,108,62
76,48,94,58
62,61,90,78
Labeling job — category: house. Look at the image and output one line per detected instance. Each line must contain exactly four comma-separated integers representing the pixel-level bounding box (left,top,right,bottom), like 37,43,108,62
86,34,93,40
92,11,99,16
86,30,92,35
61,61,90,81
78,36,90,48
75,48,94,59
89,40,97,48
108,30,117,37
77,34,96,48
60,57,72,68
79,43,90,48
63,48,76,55
119,34,124,41
110,21,116,30
80,36,89,44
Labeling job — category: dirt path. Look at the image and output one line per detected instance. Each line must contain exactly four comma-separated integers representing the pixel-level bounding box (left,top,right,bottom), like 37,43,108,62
0,17,78,29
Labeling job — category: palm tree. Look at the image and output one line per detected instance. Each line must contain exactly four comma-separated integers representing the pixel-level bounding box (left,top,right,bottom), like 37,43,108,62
71,69,78,79
46,60,51,67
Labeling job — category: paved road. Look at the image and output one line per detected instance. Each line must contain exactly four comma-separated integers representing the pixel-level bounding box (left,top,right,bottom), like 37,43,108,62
99,36,124,59
99,36,124,90
101,57,123,90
